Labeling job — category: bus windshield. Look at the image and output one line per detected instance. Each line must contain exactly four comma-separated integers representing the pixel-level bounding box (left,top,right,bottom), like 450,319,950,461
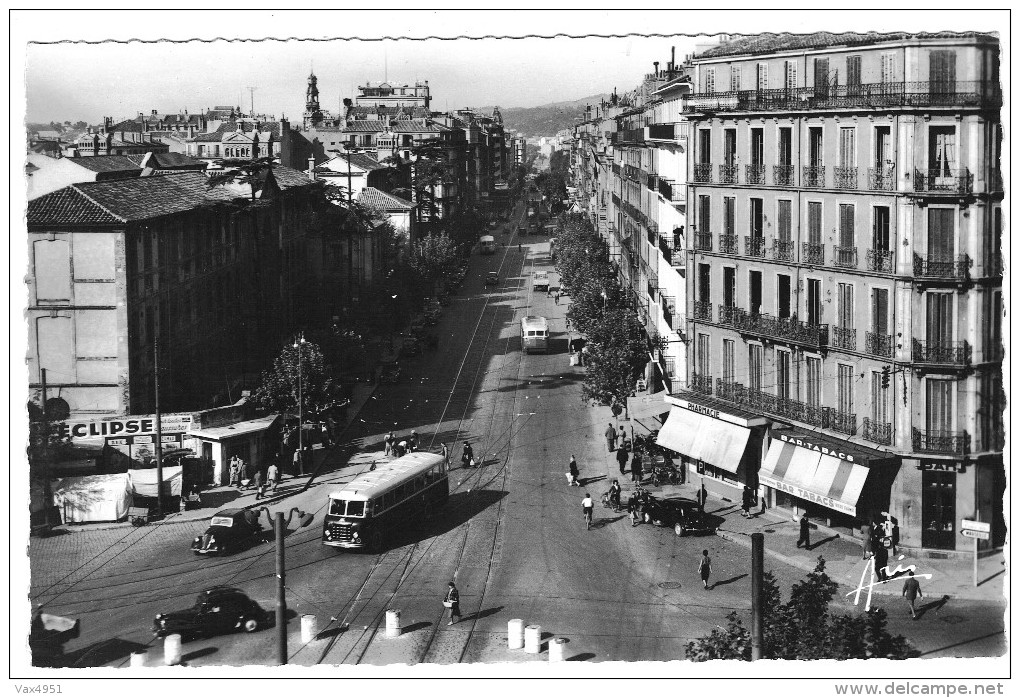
329,499,366,517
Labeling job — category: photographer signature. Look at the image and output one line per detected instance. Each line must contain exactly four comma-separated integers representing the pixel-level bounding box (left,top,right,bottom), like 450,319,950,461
846,554,933,611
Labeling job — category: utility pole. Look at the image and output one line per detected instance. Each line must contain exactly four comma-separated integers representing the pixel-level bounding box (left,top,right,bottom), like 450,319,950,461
247,86,257,116
293,333,305,475
275,511,287,665
154,337,165,517
750,532,764,660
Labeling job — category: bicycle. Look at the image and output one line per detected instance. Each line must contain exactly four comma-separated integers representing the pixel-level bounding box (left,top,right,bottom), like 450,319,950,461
583,507,593,530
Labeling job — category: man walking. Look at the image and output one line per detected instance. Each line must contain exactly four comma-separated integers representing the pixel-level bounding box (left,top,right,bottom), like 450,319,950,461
605,422,617,452
384,431,394,457
797,513,811,549
699,549,712,590
902,570,923,619
267,462,280,493
444,582,462,625
252,470,264,500
567,455,580,487
615,445,629,475
630,452,643,484
741,486,753,518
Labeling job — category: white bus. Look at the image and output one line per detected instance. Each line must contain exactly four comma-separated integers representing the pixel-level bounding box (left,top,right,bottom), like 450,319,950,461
521,316,549,354
322,451,449,552
480,235,497,255
532,271,550,291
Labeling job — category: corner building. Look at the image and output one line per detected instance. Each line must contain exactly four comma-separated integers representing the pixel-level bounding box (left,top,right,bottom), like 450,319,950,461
664,32,1002,555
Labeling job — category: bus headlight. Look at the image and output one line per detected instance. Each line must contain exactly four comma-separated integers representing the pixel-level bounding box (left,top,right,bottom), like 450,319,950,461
352,532,360,541
324,529,332,539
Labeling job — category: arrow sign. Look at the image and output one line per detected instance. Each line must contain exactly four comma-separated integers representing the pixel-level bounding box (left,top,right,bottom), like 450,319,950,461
961,519,991,533
961,529,990,540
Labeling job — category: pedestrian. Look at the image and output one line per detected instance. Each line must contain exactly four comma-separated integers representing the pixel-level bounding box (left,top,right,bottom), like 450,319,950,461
618,426,627,446
616,445,629,475
874,543,890,582
228,457,240,488
797,513,811,549
758,485,767,516
444,581,461,625
862,522,875,560
461,441,474,468
697,484,707,514
384,431,394,457
267,462,280,492
554,292,560,305
627,491,641,526
546,286,551,298
741,486,753,518
320,422,330,448
699,549,712,589
292,448,301,474
567,455,580,487
902,570,923,619
408,430,419,452
605,422,617,452
396,440,408,458
630,452,643,484
252,470,264,500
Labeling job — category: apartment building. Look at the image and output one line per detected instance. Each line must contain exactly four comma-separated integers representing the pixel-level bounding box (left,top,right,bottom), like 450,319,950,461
663,32,1002,555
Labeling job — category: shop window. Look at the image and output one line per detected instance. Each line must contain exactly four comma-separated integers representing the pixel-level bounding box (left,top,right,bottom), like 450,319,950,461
922,470,956,550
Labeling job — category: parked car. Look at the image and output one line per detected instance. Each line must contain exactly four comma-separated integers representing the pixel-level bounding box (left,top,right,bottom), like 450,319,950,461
379,360,401,384
642,497,714,536
153,586,267,640
485,271,499,286
191,509,265,555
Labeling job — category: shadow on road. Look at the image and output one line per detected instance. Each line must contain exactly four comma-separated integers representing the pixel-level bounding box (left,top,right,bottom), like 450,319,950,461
915,594,951,620
401,621,432,634
807,534,840,551
388,490,509,547
468,606,504,622
58,637,149,668
567,652,596,662
711,573,748,589
182,646,219,663
593,515,626,529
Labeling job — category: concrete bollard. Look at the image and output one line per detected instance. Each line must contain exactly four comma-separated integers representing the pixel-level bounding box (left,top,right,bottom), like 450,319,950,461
385,609,402,638
524,624,542,654
129,650,148,667
301,614,318,643
163,633,182,666
549,637,566,662
507,619,525,649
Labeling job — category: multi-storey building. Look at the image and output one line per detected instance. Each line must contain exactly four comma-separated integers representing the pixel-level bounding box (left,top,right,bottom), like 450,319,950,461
71,117,170,157
659,32,1003,555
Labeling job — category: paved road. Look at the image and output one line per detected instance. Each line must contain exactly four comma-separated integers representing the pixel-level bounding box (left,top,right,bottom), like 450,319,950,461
28,218,1005,668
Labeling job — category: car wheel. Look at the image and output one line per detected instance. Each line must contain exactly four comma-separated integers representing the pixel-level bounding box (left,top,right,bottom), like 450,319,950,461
674,523,686,537
243,617,260,633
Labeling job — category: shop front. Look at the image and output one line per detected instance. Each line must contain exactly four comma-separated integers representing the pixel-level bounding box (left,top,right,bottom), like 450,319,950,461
758,426,898,536
188,414,282,486
656,393,769,500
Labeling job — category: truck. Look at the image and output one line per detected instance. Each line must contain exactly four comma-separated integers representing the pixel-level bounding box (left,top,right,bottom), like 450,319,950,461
532,271,550,292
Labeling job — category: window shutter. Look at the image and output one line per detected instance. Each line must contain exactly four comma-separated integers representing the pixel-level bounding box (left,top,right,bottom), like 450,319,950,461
881,53,895,84
757,63,768,90
839,204,855,247
778,200,791,241
808,202,823,243
785,61,797,91
872,288,889,335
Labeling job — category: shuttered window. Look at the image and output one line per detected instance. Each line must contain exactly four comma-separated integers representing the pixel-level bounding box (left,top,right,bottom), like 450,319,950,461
880,52,896,84
730,66,741,92
784,60,798,90
873,206,891,251
837,283,854,328
722,340,735,383
839,204,855,247
839,127,856,167
871,288,889,334
929,50,957,91
927,208,955,258
808,202,823,244
697,333,710,376
748,344,763,391
925,379,954,432
846,55,862,88
871,371,889,423
806,356,822,407
814,57,830,94
776,349,791,400
705,67,716,93
777,200,792,242
926,292,953,344
837,364,854,414
756,62,769,90
724,197,735,236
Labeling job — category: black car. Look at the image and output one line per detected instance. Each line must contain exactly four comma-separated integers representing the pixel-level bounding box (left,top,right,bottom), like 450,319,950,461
191,508,264,555
484,271,499,286
643,497,715,537
153,586,266,639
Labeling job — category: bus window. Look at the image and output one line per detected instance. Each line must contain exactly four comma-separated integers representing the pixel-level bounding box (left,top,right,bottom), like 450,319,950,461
382,492,393,511
346,501,365,517
329,499,346,516
415,475,426,490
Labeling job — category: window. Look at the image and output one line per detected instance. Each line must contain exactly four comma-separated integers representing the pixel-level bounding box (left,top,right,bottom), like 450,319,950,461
806,278,822,325
748,344,763,391
871,288,889,335
926,292,953,344
750,128,764,167
704,68,716,93
730,66,741,92
813,57,830,95
839,127,855,168
837,364,854,415
929,50,957,92
808,127,823,167
756,62,768,90
723,267,736,307
838,204,855,248
880,52,896,84
777,274,791,318
750,198,763,237
846,55,862,91
749,270,762,314
805,356,822,407
807,201,823,244
698,195,711,233
698,263,711,303
873,206,891,252
925,378,954,432
927,208,955,257
777,200,792,242
871,371,889,424
836,283,854,329
724,129,737,165
723,197,735,236
875,126,891,168
784,60,798,90
698,130,711,165
722,339,735,382
928,126,957,176
776,349,791,400
697,333,710,376
778,127,792,168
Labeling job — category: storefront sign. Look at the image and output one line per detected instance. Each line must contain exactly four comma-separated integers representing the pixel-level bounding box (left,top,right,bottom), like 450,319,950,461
54,415,192,439
759,473,856,517
919,460,966,473
106,434,183,447
776,433,856,463
679,401,720,420
961,519,990,533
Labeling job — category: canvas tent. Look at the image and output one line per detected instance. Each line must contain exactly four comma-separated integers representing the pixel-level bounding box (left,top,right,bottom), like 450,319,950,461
52,473,131,523
127,466,183,497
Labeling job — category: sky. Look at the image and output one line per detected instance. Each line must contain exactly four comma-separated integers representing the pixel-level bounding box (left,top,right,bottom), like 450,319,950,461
17,9,1007,126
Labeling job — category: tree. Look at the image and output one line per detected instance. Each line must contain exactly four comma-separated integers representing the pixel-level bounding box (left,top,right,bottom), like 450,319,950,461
684,558,913,661
581,308,647,408
251,341,344,419
407,233,459,297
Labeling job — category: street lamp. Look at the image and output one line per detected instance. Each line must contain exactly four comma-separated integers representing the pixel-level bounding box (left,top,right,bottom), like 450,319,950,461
293,333,306,475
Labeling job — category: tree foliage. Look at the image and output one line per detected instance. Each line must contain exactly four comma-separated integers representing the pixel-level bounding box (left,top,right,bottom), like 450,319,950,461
251,340,344,419
684,558,913,661
408,233,459,292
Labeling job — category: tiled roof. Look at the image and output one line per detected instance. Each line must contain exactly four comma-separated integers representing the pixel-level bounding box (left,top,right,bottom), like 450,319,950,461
391,119,444,133
126,152,207,169
270,166,315,191
28,186,128,226
697,31,997,58
358,187,414,211
67,155,143,173
335,152,387,171
344,120,386,133
190,131,226,142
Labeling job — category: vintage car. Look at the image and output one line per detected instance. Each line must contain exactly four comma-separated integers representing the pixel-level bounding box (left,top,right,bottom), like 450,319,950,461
484,271,499,286
191,508,264,555
643,497,715,537
379,360,401,384
153,586,267,639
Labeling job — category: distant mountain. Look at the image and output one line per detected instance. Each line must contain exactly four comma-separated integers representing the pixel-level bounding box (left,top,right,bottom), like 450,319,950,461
493,94,611,138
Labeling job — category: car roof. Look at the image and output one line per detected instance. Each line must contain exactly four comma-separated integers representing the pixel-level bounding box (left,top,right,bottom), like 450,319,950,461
198,586,247,600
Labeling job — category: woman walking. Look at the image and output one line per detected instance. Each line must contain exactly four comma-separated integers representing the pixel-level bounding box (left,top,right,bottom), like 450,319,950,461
698,549,712,590
444,582,461,625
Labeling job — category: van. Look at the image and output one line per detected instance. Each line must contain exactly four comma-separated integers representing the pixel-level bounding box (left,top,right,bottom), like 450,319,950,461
480,235,497,255
521,316,549,354
533,271,550,292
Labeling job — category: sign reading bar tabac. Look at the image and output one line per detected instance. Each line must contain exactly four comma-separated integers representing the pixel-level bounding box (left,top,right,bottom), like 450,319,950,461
54,414,192,439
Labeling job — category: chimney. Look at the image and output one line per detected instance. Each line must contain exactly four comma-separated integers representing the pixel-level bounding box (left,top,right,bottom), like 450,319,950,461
654,61,660,77
152,109,157,116
671,46,676,71
307,157,316,180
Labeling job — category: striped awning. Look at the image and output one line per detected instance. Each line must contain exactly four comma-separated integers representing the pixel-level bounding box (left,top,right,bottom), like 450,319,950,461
656,406,751,474
758,440,870,517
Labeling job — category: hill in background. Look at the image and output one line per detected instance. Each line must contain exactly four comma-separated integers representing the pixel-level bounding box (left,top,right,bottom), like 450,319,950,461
490,94,610,138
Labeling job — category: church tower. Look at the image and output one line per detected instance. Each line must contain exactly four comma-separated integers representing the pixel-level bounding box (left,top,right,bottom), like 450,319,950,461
304,72,323,129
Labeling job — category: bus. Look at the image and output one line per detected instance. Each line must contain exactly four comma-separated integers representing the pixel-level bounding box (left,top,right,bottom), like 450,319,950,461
521,316,549,354
322,451,449,552
480,235,497,254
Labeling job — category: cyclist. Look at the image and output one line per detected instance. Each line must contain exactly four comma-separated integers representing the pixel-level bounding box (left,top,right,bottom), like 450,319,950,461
581,492,594,530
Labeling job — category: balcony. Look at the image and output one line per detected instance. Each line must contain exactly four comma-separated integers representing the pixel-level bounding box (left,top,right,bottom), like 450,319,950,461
719,163,739,184
647,123,676,141
694,233,713,252
866,249,895,273
802,165,826,188
715,379,827,427
912,339,972,366
690,372,713,395
730,307,829,348
715,378,743,403
802,242,825,265
833,245,858,269
827,409,857,436
719,234,738,255
773,165,795,186
912,427,970,456
831,326,857,351
658,178,685,203
913,168,973,195
865,331,895,358
693,163,713,183
744,235,766,258
868,165,896,191
624,163,643,182
693,300,713,321
772,239,795,262
619,128,645,145
862,418,893,446
612,163,621,176
718,304,738,326
658,237,685,268
833,166,859,189
913,253,971,280
745,164,766,185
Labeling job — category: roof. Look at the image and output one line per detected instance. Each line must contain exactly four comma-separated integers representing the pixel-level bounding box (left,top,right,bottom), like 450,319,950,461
358,187,414,211
270,165,315,191
329,452,446,500
190,414,281,440
344,120,385,133
66,155,142,173
320,152,387,172
697,31,998,59
126,152,206,169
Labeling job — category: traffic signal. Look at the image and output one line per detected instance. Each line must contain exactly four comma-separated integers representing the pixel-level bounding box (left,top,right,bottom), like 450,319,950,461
881,365,891,389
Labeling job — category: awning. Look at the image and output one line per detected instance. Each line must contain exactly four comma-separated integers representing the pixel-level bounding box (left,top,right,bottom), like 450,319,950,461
656,406,751,474
758,440,869,517
627,394,671,422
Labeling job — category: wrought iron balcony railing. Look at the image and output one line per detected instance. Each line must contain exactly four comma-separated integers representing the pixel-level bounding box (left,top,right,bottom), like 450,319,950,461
802,165,826,188
729,307,829,348
912,339,972,365
913,253,971,280
744,236,766,258
714,379,827,428
773,164,795,186
831,326,857,351
693,163,713,183
690,372,713,395
912,427,970,456
772,239,795,262
862,418,893,446
826,408,857,436
693,300,713,322
868,166,896,191
866,249,895,273
802,242,825,265
694,233,713,252
658,178,685,203
865,331,895,358
833,166,859,189
745,164,766,185
719,234,738,255
833,245,858,269
719,163,739,184
718,304,739,326
913,168,973,194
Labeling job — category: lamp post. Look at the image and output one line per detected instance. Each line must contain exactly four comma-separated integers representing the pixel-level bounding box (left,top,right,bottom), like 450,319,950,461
262,507,315,665
293,333,306,476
